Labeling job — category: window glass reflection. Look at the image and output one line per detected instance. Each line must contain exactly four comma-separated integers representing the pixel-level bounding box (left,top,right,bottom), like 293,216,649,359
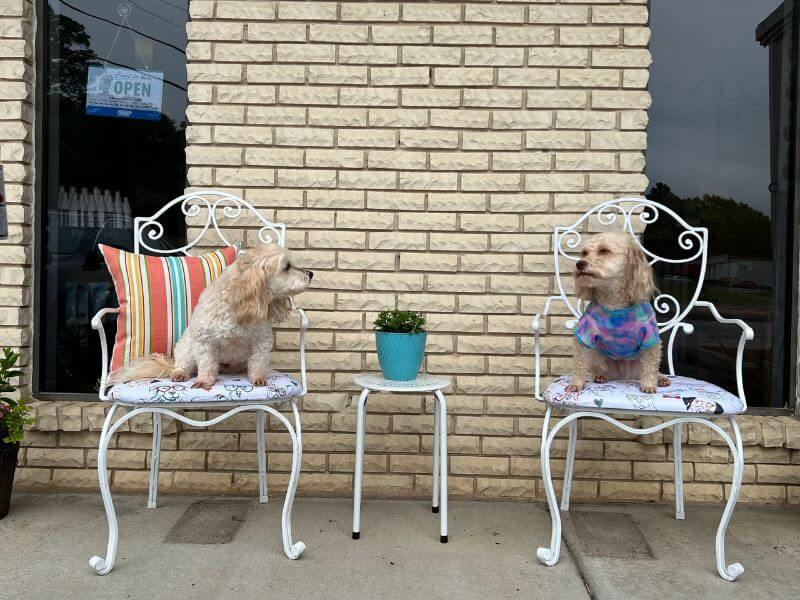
645,0,794,408
40,1,188,393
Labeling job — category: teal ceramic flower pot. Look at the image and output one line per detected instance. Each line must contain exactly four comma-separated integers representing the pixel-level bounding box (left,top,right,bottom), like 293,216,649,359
375,331,427,381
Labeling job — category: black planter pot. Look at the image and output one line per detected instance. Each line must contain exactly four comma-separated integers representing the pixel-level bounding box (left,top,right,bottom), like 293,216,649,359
0,442,20,519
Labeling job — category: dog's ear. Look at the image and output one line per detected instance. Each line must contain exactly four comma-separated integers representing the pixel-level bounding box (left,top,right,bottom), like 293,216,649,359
267,297,291,324
230,247,280,326
574,271,593,302
625,243,655,303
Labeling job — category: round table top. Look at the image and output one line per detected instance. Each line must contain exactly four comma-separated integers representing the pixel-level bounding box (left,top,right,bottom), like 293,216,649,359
353,373,451,393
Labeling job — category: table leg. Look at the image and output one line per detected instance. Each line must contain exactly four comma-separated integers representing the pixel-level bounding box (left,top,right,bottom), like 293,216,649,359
352,388,370,540
432,394,440,513
435,390,448,543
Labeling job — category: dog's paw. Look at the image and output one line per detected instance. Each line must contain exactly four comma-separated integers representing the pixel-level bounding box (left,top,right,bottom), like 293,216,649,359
171,370,189,382
192,378,216,390
640,385,657,394
250,375,267,387
565,382,585,393
657,376,670,387
593,375,607,384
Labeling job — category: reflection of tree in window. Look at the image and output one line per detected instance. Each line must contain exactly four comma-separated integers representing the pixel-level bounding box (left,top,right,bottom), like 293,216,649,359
646,182,771,263
48,7,98,104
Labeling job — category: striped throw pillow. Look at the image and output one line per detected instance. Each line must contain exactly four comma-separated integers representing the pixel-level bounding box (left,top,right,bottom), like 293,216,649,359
99,244,239,373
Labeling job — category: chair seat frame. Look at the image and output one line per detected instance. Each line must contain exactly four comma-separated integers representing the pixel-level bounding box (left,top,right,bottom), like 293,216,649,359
532,198,755,581
88,191,309,575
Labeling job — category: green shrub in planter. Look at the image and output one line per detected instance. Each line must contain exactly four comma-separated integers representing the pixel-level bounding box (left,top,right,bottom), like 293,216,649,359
0,348,35,519
373,310,427,381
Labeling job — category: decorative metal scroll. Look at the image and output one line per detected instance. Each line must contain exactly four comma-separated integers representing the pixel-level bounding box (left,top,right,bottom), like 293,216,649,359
552,197,708,333
134,190,286,255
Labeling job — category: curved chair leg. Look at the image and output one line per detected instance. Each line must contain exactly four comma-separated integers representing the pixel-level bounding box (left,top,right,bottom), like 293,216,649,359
269,405,306,560
257,411,268,503
352,389,369,539
148,412,162,509
561,420,577,511
284,400,303,544
673,423,685,520
434,390,448,543
715,417,744,581
89,404,121,575
537,405,564,566
432,394,440,514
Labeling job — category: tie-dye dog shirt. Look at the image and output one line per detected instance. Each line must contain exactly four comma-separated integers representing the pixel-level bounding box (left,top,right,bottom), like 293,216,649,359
573,301,659,360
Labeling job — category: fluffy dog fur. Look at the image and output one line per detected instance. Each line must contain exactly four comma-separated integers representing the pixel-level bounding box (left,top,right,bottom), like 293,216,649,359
108,243,312,388
567,232,669,394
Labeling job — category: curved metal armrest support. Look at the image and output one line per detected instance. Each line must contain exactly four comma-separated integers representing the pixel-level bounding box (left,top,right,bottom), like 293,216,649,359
92,308,120,401
533,295,573,400
693,300,754,409
290,299,309,395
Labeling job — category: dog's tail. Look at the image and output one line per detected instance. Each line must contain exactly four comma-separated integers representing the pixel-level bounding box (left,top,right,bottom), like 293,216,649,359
107,353,175,384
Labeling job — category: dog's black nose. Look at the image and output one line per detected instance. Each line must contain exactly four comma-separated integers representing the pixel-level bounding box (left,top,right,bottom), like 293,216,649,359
576,260,587,272
306,270,314,281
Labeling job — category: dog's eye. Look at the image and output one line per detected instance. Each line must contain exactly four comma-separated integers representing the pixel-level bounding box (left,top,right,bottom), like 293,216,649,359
580,250,587,257
598,248,609,254
284,263,291,271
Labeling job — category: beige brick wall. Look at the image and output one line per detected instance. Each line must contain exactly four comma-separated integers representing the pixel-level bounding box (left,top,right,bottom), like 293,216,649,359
0,0,33,395
5,0,800,505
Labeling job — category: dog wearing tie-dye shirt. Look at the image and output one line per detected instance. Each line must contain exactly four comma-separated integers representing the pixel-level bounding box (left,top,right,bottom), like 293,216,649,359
567,232,671,395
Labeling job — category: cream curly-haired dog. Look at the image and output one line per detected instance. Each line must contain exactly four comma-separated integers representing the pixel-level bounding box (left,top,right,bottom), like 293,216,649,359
109,243,313,388
568,232,670,394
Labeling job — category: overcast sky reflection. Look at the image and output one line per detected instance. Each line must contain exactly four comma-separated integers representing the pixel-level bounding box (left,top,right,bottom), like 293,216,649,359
647,0,783,216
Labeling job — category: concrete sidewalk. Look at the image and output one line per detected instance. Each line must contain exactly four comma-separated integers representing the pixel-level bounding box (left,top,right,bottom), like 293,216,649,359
1,493,797,599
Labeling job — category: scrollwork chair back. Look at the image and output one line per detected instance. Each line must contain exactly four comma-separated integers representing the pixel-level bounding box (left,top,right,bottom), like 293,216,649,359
553,197,708,337
134,190,286,255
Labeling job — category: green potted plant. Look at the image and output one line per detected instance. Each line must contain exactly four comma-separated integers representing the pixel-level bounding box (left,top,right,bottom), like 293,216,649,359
373,310,427,381
0,348,34,519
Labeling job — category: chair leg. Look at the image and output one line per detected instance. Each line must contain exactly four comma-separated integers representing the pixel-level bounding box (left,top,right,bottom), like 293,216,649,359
715,417,744,581
432,394,440,514
435,390,448,543
257,412,268,503
352,389,369,540
148,413,162,509
268,405,306,560
89,404,121,575
561,420,577,511
537,405,565,567
673,423,685,520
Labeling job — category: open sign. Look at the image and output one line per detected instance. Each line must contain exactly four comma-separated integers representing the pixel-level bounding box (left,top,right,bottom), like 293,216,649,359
85,66,163,121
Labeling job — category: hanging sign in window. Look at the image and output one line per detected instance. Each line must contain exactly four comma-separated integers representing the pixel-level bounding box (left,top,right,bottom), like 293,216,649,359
0,165,7,239
85,66,163,121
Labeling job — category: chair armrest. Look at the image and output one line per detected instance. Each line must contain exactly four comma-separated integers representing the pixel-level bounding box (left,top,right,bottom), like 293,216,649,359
693,300,754,409
92,308,120,401
290,300,309,395
532,313,543,400
532,295,571,400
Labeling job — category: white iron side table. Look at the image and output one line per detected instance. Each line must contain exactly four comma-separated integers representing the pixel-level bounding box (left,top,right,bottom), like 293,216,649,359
351,373,452,543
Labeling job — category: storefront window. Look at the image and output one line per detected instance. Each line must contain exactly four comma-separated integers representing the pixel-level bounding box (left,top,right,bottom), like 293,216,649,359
646,0,797,408
38,0,188,394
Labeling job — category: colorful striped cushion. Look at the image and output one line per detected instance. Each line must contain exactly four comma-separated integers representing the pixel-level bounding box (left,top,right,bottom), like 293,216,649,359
99,244,239,373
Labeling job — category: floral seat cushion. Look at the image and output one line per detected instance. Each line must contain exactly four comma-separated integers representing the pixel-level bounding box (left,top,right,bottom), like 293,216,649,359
543,375,744,415
109,373,301,404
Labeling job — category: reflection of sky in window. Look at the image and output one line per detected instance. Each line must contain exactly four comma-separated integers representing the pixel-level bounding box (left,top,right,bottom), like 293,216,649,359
648,0,781,216
54,0,187,123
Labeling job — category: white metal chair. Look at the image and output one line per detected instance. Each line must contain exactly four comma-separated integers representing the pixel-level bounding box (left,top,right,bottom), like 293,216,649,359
532,197,753,581
89,191,309,575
